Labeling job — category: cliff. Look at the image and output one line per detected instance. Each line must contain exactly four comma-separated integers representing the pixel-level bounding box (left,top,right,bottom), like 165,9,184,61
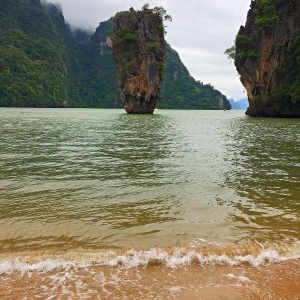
235,0,300,117
0,0,231,110
0,0,82,107
112,7,166,114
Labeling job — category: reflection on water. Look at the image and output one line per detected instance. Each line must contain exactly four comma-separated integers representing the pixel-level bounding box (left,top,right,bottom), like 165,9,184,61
100,113,173,186
224,117,300,241
0,108,299,254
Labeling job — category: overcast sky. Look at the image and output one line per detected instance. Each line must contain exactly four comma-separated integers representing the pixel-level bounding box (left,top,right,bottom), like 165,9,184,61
48,0,251,100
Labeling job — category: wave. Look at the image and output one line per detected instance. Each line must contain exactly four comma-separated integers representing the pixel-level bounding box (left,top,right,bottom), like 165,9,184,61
1,239,299,274
105,247,300,269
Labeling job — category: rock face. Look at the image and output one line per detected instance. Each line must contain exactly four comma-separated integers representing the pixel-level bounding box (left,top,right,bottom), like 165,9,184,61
235,0,300,117
112,8,166,114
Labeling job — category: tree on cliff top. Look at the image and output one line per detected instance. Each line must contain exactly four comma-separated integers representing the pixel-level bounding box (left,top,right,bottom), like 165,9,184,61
142,4,172,36
142,4,172,22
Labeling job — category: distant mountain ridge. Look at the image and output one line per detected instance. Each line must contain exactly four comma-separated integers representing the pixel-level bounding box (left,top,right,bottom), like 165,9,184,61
229,98,249,110
0,0,231,110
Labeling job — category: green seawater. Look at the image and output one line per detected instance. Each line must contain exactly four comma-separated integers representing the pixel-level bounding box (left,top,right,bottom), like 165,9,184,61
0,108,299,254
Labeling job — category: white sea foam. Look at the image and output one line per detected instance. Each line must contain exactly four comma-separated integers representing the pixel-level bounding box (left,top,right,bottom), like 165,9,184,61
0,258,77,275
169,286,184,294
224,273,251,282
105,247,300,269
239,276,251,282
0,246,299,274
233,249,300,268
106,244,299,269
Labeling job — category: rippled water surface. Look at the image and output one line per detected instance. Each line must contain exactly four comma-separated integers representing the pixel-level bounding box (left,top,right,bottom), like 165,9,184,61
0,108,299,254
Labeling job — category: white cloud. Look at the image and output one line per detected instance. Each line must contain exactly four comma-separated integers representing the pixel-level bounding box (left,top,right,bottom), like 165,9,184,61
47,0,251,100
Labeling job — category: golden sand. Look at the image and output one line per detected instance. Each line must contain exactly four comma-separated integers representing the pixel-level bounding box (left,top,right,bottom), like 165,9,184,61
0,259,299,299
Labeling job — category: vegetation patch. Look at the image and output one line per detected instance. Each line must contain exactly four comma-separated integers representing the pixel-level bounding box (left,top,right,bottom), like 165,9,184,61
225,35,258,61
254,0,279,31
235,49,259,59
148,43,158,53
235,35,252,46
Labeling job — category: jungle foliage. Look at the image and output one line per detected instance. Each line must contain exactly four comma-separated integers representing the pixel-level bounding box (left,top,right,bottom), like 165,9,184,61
253,0,279,31
160,46,231,110
0,0,230,110
266,34,300,108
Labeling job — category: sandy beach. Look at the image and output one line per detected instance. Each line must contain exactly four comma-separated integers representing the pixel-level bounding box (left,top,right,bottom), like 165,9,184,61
1,257,299,299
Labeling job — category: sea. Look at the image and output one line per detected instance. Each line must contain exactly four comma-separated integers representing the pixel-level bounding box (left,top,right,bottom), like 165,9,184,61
0,108,299,299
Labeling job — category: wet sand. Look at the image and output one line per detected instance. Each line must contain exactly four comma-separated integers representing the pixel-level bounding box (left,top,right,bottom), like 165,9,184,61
1,259,299,299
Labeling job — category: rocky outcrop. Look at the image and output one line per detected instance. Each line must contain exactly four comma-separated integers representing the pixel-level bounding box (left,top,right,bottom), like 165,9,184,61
235,0,300,117
112,7,166,114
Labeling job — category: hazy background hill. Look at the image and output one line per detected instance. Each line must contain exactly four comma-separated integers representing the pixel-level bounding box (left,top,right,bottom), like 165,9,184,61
229,98,249,110
0,0,231,110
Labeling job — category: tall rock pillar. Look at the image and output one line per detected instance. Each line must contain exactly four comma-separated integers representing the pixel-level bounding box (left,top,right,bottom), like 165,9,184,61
112,7,166,114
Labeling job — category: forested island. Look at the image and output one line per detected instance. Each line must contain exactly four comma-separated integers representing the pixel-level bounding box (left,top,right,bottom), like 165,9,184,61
0,0,231,110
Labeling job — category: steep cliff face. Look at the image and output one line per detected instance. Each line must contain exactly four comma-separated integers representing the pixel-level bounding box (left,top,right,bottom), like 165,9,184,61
1,1,231,110
112,8,166,114
0,0,70,107
235,0,300,117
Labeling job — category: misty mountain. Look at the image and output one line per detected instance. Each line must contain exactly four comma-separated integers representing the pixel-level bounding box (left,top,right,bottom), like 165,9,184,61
0,0,231,110
229,98,249,110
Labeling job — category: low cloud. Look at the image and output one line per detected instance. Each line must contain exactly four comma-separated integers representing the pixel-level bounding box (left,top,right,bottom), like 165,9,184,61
41,0,62,12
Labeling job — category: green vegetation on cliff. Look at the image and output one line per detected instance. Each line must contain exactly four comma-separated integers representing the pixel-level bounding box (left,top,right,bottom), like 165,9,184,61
111,5,168,114
0,0,69,107
269,34,300,110
227,0,300,117
225,0,280,60
285,36,300,103
0,28,67,106
253,0,279,31
0,0,230,110
74,18,120,108
161,46,230,110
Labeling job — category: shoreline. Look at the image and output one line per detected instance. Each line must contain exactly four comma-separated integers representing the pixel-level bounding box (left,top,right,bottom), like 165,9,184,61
1,238,300,266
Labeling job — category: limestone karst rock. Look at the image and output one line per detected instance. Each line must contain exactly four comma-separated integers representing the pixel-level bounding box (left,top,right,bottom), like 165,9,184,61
112,7,166,114
235,0,300,117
